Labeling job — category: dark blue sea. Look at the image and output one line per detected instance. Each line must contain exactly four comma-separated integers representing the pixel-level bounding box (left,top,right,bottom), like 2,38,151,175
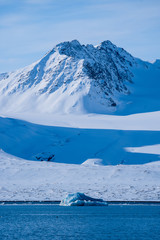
0,205,160,240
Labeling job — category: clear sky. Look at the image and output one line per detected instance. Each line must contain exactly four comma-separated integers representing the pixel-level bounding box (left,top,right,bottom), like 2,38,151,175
0,0,160,72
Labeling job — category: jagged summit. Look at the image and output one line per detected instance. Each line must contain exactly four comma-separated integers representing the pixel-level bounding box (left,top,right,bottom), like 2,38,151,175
0,40,159,115
56,39,82,50
97,40,117,50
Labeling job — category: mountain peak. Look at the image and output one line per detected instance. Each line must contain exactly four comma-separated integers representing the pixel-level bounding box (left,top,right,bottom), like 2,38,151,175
56,39,81,48
97,40,116,50
55,39,82,57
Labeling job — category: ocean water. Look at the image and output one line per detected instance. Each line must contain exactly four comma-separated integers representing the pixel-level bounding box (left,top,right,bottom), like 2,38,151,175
0,205,160,240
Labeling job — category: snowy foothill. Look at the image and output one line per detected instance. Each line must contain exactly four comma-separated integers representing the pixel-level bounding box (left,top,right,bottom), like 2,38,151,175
0,150,160,201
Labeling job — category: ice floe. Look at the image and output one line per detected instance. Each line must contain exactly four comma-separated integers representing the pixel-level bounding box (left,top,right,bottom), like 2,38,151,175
60,193,108,206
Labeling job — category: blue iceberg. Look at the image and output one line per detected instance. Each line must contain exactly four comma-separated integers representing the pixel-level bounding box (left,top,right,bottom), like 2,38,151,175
60,193,108,206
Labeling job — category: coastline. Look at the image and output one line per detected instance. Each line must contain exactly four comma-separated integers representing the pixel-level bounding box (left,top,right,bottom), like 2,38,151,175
1,200,160,205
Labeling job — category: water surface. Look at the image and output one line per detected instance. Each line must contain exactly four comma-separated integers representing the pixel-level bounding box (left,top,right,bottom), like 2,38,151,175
0,205,160,240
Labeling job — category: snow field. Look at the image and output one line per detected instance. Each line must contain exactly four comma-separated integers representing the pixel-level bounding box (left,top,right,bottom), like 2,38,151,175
0,150,160,201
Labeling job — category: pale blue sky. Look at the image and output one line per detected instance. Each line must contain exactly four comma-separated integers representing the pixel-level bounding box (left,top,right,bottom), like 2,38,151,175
0,0,160,72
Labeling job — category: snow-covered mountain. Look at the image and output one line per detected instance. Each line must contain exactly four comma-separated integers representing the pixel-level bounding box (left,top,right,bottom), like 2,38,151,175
1,39,159,115
0,40,160,202
0,40,160,165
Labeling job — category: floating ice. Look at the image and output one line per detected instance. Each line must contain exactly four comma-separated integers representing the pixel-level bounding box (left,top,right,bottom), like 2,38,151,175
60,192,108,206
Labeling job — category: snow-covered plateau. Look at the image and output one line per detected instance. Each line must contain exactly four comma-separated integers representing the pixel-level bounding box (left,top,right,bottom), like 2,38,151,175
0,40,160,201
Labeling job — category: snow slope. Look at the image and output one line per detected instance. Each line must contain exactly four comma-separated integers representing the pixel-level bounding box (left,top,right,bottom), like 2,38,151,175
0,150,160,201
0,115,160,165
